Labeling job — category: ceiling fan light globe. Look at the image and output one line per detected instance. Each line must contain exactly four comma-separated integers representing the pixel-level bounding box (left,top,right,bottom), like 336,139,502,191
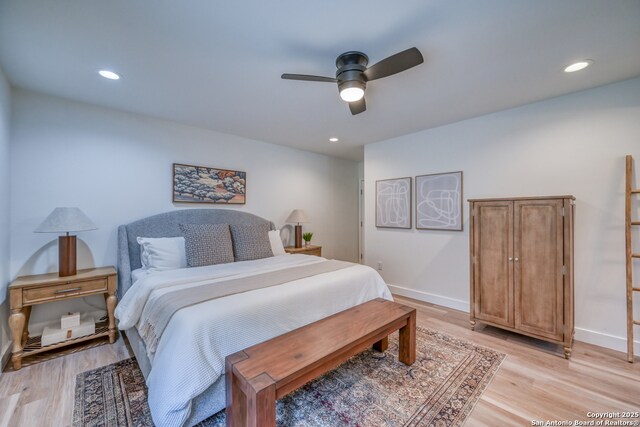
340,87,365,102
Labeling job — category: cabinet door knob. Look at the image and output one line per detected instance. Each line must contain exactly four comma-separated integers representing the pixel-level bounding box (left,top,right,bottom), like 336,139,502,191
514,257,519,262
508,257,513,261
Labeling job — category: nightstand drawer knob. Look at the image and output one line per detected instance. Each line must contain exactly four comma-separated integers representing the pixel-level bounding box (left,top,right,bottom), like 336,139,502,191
54,287,81,294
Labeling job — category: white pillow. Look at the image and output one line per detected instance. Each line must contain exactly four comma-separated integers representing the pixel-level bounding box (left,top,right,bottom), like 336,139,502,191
137,237,187,271
268,230,286,256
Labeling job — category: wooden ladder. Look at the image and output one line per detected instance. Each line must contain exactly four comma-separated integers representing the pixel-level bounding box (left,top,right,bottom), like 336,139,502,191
626,154,640,362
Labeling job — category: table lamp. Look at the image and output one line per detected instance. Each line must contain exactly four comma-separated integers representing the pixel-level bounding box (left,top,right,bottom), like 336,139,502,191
285,209,309,249
35,207,98,277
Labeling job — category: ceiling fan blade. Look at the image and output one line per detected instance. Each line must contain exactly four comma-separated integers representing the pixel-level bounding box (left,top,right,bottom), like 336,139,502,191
281,73,337,83
349,97,366,115
363,47,424,81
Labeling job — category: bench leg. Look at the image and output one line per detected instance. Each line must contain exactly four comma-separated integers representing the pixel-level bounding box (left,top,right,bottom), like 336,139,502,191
226,370,276,427
373,336,389,352
246,373,276,427
399,311,416,365
226,352,249,427
227,370,248,427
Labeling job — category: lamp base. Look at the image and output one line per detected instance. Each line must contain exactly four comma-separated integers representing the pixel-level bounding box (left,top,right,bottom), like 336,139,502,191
294,225,302,248
59,235,77,277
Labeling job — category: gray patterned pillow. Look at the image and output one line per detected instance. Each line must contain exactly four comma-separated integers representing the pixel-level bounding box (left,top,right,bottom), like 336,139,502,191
230,223,273,261
179,223,234,267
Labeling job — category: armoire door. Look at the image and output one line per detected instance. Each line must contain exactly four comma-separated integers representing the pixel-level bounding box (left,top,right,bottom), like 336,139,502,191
513,199,564,341
473,201,514,327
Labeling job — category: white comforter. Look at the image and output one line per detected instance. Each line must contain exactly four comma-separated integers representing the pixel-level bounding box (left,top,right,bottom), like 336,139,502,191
115,254,392,427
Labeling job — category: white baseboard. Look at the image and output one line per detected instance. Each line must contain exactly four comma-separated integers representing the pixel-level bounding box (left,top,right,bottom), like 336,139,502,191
0,301,11,372
387,284,470,313
387,283,640,357
1,340,10,371
575,326,640,355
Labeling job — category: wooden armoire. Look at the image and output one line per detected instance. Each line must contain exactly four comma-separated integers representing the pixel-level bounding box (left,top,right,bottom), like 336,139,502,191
468,196,575,358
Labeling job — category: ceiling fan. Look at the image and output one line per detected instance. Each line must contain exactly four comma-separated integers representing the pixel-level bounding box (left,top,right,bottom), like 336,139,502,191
281,47,424,115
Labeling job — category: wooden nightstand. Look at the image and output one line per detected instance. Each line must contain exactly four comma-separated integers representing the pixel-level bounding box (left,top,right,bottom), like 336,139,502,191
8,266,117,370
284,245,322,257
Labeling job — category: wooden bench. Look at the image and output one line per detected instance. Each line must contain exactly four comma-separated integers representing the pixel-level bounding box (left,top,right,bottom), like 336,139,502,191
225,298,416,427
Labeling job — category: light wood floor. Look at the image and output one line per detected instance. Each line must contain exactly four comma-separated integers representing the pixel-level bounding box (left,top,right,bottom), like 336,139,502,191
0,295,638,426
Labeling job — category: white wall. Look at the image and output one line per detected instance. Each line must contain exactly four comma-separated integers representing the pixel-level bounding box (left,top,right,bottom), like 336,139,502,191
364,76,640,354
10,89,359,330
0,66,12,364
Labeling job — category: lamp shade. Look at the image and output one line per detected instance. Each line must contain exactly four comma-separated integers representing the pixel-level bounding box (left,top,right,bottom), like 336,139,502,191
35,207,98,233
285,209,309,224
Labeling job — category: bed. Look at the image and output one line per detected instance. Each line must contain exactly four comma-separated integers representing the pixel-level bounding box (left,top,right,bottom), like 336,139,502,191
115,209,392,427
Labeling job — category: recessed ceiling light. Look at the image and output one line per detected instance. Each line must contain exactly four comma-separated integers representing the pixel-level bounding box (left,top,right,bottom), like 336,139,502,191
98,70,120,80
329,137,339,143
564,60,592,73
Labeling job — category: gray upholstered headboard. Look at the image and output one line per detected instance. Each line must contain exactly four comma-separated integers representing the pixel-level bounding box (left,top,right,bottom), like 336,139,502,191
117,208,275,299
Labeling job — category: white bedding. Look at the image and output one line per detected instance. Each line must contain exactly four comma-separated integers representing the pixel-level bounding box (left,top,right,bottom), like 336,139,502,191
130,267,149,284
115,254,392,427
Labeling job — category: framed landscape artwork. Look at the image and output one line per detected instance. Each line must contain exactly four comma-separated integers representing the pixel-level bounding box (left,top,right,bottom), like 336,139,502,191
376,177,412,229
415,171,463,231
173,163,246,204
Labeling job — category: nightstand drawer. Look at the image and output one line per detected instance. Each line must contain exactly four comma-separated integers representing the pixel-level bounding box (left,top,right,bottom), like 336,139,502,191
304,247,322,256
23,278,108,304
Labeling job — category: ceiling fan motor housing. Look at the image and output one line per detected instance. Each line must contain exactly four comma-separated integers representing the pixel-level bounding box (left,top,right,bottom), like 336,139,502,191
335,51,369,95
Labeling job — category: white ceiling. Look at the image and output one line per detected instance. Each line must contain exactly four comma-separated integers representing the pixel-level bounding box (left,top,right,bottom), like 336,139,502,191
1,1,639,161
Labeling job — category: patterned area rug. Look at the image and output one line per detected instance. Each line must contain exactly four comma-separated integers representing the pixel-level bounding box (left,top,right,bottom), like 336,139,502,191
73,327,504,426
